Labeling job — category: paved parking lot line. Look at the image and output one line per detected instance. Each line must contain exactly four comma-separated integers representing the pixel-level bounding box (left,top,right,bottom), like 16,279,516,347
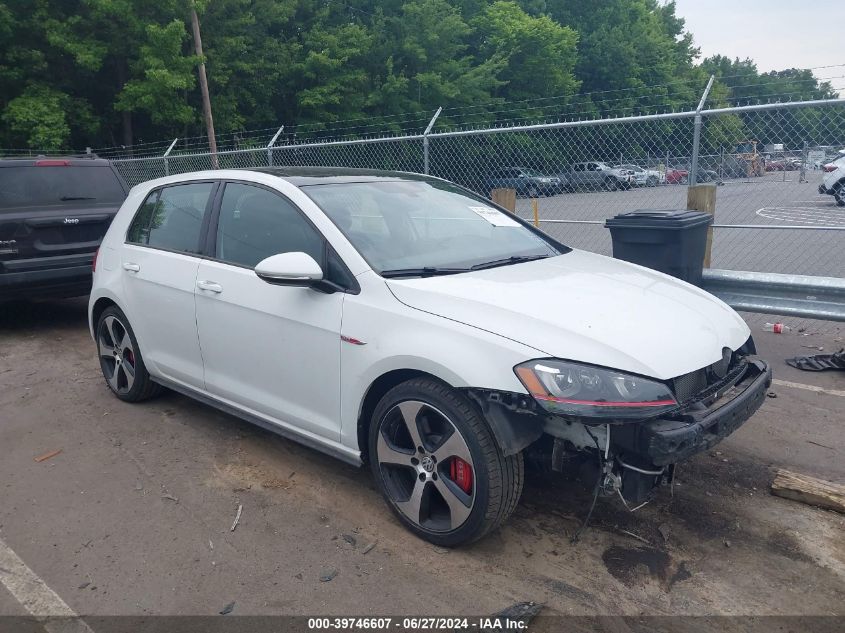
772,378,845,398
0,535,93,632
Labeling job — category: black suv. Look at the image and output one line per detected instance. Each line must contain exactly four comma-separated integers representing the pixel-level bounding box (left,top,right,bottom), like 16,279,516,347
0,156,128,299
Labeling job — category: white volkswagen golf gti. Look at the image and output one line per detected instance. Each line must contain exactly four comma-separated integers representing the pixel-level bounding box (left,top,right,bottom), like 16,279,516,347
89,168,772,545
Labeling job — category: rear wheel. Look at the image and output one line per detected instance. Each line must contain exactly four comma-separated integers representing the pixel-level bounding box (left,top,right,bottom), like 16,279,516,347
96,306,162,402
604,177,618,191
369,377,523,546
834,185,845,207
647,175,659,187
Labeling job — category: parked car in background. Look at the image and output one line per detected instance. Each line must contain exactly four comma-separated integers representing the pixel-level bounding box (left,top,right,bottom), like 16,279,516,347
617,164,664,187
765,158,799,171
0,155,129,299
563,162,634,191
665,166,720,185
819,155,845,205
485,167,563,197
89,167,772,546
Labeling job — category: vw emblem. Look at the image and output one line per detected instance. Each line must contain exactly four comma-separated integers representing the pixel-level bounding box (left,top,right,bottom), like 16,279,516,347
420,455,435,473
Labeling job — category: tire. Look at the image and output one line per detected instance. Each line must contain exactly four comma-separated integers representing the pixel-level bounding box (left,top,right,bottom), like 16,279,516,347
604,177,618,191
96,306,162,402
527,185,539,198
369,377,523,547
835,186,845,207
647,176,658,187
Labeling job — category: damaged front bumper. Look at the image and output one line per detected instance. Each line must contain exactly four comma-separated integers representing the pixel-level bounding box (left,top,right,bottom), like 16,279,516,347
611,359,772,466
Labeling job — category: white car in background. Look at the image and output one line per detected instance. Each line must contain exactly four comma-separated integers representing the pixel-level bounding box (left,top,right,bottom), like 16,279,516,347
819,154,845,206
88,168,772,546
618,164,665,187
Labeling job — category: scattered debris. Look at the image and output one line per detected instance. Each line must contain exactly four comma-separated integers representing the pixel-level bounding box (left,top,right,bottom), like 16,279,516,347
161,494,178,502
361,541,377,555
294,573,303,580
319,569,338,582
766,391,777,398
432,546,450,555
807,440,835,451
341,533,357,547
134,484,143,491
219,601,235,615
618,528,650,545
33,449,62,463
785,349,845,372
230,504,243,532
208,539,214,551
724,540,731,548
800,345,824,351
771,469,845,514
78,582,90,589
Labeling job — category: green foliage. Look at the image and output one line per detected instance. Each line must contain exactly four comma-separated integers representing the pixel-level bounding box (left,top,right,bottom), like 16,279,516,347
0,0,835,150
2,85,71,149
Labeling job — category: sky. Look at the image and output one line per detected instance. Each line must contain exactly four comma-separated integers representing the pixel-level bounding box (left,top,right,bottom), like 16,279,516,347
671,0,843,87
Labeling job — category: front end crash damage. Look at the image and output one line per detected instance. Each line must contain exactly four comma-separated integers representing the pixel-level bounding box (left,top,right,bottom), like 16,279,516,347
464,342,772,509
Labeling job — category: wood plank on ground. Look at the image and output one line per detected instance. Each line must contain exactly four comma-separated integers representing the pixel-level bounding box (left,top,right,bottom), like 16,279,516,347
771,468,845,514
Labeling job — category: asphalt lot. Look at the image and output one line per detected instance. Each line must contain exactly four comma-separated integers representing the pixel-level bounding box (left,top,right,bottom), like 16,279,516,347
0,297,843,626
513,171,844,278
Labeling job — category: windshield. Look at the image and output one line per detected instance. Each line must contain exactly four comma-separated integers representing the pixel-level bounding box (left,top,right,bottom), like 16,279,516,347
0,165,125,210
303,180,567,274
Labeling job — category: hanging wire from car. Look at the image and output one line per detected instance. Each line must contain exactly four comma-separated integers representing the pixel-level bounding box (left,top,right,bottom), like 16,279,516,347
569,425,607,544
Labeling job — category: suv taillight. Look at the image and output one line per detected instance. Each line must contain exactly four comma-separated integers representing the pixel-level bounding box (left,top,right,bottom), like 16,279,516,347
822,164,837,172
92,248,99,273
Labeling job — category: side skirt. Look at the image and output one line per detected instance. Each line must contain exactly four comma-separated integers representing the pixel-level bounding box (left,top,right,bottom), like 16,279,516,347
152,376,363,467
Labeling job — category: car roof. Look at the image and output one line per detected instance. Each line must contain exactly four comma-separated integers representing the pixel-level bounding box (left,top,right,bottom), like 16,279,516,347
251,166,439,186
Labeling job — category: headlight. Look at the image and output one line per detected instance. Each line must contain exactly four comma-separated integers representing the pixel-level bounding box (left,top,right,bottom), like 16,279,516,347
514,359,677,419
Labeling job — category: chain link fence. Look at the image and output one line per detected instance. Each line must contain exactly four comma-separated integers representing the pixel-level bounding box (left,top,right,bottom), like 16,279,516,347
110,98,845,334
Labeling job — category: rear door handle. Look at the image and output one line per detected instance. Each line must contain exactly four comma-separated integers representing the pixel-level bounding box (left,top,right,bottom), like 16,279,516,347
122,262,140,272
197,280,223,293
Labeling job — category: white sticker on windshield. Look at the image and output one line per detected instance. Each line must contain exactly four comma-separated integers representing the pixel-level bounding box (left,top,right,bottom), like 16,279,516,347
468,206,520,227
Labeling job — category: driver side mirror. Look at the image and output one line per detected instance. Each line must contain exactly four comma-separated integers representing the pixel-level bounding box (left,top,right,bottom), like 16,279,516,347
254,252,323,287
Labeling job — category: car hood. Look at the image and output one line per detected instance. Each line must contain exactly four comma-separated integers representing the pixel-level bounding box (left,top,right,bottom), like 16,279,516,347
386,250,750,380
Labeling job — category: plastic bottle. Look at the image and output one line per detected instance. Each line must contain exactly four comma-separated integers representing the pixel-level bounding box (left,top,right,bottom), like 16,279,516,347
763,322,791,334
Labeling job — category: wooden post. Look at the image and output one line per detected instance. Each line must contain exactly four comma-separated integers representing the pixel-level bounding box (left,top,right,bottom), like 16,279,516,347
531,198,539,227
687,184,716,268
190,6,219,169
491,188,516,213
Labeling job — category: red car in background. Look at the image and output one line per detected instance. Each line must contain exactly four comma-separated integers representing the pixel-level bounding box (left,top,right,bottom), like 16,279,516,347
665,167,688,184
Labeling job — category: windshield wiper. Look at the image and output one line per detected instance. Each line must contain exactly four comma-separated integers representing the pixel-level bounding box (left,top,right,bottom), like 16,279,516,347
470,254,550,271
60,196,95,201
381,267,470,279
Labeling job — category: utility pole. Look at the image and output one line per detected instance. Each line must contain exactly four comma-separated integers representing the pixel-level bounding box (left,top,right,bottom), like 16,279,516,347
190,5,218,169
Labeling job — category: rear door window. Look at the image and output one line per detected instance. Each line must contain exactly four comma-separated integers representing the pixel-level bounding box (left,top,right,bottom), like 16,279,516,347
0,165,125,210
126,182,213,254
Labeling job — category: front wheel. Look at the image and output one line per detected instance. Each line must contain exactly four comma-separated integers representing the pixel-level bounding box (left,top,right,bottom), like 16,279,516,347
369,377,523,546
834,186,845,207
96,306,162,402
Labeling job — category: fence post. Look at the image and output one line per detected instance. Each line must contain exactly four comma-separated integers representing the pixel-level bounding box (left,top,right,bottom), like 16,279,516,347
266,126,284,167
689,75,715,186
422,107,442,174
163,138,178,176
800,140,808,183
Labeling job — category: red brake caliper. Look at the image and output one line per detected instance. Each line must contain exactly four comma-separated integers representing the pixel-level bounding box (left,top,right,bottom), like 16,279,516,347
450,457,473,494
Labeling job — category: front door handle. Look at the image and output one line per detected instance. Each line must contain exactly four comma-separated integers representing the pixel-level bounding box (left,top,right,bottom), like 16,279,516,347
197,280,223,293
122,262,140,272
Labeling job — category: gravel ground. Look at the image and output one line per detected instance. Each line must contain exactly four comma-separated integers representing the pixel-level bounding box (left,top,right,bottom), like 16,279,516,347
0,297,843,626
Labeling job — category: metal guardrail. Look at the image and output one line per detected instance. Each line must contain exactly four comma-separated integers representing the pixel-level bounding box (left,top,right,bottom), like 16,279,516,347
702,269,845,322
